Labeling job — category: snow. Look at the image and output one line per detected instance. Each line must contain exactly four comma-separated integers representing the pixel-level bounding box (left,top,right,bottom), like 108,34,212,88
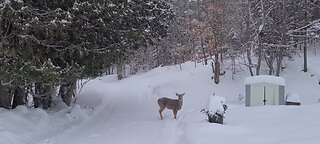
1,54,320,144
14,0,23,3
0,104,89,144
207,94,226,115
258,24,264,32
286,93,301,103
245,75,286,86
3,0,11,5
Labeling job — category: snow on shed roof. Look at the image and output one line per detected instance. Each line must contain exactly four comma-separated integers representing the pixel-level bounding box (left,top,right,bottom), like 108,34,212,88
245,75,285,86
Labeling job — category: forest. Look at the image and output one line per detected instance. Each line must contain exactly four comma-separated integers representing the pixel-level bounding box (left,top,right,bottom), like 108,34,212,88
1,0,320,109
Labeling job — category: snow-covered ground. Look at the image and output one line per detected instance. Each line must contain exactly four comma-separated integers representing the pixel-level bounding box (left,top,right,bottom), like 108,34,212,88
1,54,320,144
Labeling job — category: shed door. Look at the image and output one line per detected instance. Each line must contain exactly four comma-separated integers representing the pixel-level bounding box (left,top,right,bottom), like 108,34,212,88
250,86,264,106
250,85,277,106
265,86,276,105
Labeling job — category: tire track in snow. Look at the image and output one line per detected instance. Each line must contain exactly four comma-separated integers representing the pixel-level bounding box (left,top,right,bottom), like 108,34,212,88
35,101,116,144
169,121,180,144
160,115,185,144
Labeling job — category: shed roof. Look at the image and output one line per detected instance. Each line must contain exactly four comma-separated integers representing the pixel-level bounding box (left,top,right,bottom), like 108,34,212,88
245,75,285,86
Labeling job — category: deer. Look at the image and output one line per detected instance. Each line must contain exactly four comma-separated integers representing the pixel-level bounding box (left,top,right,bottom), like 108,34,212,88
157,93,185,120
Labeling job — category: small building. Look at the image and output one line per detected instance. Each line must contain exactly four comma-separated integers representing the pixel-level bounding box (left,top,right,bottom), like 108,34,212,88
245,75,286,106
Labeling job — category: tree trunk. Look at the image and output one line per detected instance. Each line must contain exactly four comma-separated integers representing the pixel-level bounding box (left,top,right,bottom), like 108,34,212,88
246,47,254,76
264,52,275,75
276,44,285,76
256,36,263,75
117,63,124,80
0,84,13,109
268,66,273,75
275,55,280,76
220,52,225,75
12,87,26,109
200,39,208,65
34,83,42,108
211,62,214,74
34,83,53,109
214,53,220,84
275,55,282,76
106,66,114,75
42,85,53,109
303,40,308,72
59,79,77,106
231,56,236,80
244,3,254,76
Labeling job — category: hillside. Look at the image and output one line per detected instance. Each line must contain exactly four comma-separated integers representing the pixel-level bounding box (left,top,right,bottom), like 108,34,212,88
1,54,320,144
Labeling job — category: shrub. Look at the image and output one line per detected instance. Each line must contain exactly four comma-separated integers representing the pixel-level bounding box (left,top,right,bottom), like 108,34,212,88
201,94,227,124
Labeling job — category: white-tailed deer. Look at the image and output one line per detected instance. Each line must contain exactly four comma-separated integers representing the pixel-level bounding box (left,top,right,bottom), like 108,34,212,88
157,93,185,120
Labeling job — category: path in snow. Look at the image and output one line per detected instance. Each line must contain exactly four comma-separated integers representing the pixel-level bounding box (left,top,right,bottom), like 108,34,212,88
36,76,188,144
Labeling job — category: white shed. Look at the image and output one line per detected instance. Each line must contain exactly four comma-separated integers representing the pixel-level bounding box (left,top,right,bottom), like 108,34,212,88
245,75,286,106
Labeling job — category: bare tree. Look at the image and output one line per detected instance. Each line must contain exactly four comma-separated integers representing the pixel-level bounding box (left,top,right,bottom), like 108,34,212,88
180,0,234,84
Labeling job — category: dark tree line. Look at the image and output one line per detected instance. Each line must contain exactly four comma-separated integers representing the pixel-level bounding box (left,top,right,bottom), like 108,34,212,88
0,0,173,109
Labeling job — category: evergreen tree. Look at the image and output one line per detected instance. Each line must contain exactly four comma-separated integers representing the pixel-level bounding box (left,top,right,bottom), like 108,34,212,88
0,0,174,108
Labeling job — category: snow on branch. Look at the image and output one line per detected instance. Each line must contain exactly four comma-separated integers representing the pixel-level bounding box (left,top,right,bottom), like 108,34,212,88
261,43,291,48
1,79,14,86
287,19,320,36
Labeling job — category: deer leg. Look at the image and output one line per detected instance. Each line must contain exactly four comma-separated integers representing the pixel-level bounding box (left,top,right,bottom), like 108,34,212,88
159,108,164,120
173,109,177,119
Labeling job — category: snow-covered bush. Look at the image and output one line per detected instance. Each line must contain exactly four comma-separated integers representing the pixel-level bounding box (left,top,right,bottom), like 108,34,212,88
201,94,227,124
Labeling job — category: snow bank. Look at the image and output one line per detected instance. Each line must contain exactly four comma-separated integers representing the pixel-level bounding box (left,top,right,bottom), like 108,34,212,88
0,104,90,144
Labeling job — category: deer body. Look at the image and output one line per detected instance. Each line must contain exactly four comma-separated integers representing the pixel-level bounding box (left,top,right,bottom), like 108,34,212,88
157,93,185,120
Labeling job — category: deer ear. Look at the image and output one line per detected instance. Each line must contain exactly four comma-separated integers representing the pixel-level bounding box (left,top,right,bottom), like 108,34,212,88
176,93,179,96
